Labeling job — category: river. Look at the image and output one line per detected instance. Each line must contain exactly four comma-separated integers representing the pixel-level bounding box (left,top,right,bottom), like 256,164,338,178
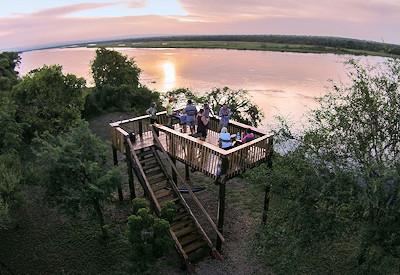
19,47,384,130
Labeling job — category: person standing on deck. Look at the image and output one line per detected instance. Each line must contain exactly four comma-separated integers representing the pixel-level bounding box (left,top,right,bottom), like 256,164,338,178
196,109,208,141
166,97,174,128
146,102,159,135
184,99,197,134
219,103,231,129
146,102,158,124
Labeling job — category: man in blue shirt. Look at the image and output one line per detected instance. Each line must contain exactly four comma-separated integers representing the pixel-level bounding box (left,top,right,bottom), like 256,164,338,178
184,99,197,134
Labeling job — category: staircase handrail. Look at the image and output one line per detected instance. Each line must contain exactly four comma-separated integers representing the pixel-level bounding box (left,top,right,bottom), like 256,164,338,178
151,126,225,243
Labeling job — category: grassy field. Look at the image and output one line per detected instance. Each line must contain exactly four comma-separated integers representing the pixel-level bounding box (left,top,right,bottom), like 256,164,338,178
83,40,400,58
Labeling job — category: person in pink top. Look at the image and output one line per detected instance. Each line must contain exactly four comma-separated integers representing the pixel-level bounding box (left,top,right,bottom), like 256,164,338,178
241,128,255,143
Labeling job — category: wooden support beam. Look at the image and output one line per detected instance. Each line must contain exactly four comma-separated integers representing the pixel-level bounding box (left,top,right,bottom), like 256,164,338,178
124,140,136,200
185,164,190,181
112,146,124,201
216,156,229,252
262,136,273,225
138,120,143,140
171,157,178,183
216,178,226,252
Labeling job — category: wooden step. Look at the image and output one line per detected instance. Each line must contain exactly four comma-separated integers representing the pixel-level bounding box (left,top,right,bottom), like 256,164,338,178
152,182,168,192
143,163,160,172
175,225,196,238
137,149,152,157
179,233,202,247
140,157,157,166
171,219,193,232
148,175,166,185
159,193,176,203
173,212,190,222
146,169,163,177
155,189,173,199
183,239,207,255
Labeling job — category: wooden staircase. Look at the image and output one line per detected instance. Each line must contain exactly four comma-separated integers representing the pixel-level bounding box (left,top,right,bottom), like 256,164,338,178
127,140,222,271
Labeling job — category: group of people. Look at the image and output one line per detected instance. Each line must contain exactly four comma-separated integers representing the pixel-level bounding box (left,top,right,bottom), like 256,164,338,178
146,98,254,149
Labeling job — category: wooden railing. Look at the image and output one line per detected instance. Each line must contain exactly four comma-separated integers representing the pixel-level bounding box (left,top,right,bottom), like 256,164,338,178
110,110,273,179
155,124,272,179
151,127,225,243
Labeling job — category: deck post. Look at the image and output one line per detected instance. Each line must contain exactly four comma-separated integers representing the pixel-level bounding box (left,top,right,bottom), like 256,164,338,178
112,145,124,201
216,178,226,252
138,120,143,140
171,157,178,183
262,136,273,224
124,138,136,200
185,164,190,181
216,156,229,252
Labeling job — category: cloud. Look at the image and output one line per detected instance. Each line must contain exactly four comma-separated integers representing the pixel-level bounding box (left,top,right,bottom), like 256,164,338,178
178,0,400,22
125,0,147,8
0,0,399,50
29,2,114,17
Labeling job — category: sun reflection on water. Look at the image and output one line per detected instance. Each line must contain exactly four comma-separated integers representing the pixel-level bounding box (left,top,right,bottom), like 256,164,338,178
161,61,176,91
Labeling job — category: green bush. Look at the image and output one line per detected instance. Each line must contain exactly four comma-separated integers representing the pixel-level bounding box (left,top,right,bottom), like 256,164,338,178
34,121,122,237
12,65,85,142
247,59,400,274
84,48,160,117
128,198,172,272
83,85,160,117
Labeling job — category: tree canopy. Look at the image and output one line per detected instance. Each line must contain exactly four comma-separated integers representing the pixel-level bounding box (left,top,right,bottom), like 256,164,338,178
0,52,20,92
84,48,159,117
34,122,122,237
12,65,85,141
249,59,400,274
167,87,264,127
91,47,141,89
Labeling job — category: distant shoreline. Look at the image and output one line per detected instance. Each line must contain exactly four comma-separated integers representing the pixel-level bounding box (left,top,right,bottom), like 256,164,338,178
19,35,400,58
78,41,397,58
65,35,400,58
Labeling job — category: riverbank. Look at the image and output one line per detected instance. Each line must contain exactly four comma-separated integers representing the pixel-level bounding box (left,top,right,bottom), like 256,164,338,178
81,40,398,58
67,35,400,58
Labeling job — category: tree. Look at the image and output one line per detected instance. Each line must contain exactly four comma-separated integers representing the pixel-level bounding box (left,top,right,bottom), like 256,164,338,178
249,59,400,274
84,84,160,117
0,52,20,92
34,122,122,237
0,152,21,229
128,198,173,272
12,65,85,142
91,47,141,89
84,48,159,117
0,95,22,153
167,87,264,126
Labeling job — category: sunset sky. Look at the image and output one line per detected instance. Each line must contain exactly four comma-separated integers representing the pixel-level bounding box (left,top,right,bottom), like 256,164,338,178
1,0,399,51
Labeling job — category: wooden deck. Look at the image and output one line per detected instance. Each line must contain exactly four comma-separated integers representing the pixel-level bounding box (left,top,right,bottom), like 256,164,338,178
110,111,273,180
129,124,221,151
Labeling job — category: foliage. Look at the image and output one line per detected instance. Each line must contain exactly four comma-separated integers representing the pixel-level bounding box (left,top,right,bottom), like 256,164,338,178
12,65,85,142
160,201,177,223
247,59,400,274
127,200,172,272
167,86,264,126
0,153,22,229
84,48,159,117
91,47,141,89
0,95,22,153
0,52,20,92
84,85,160,117
34,121,122,237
